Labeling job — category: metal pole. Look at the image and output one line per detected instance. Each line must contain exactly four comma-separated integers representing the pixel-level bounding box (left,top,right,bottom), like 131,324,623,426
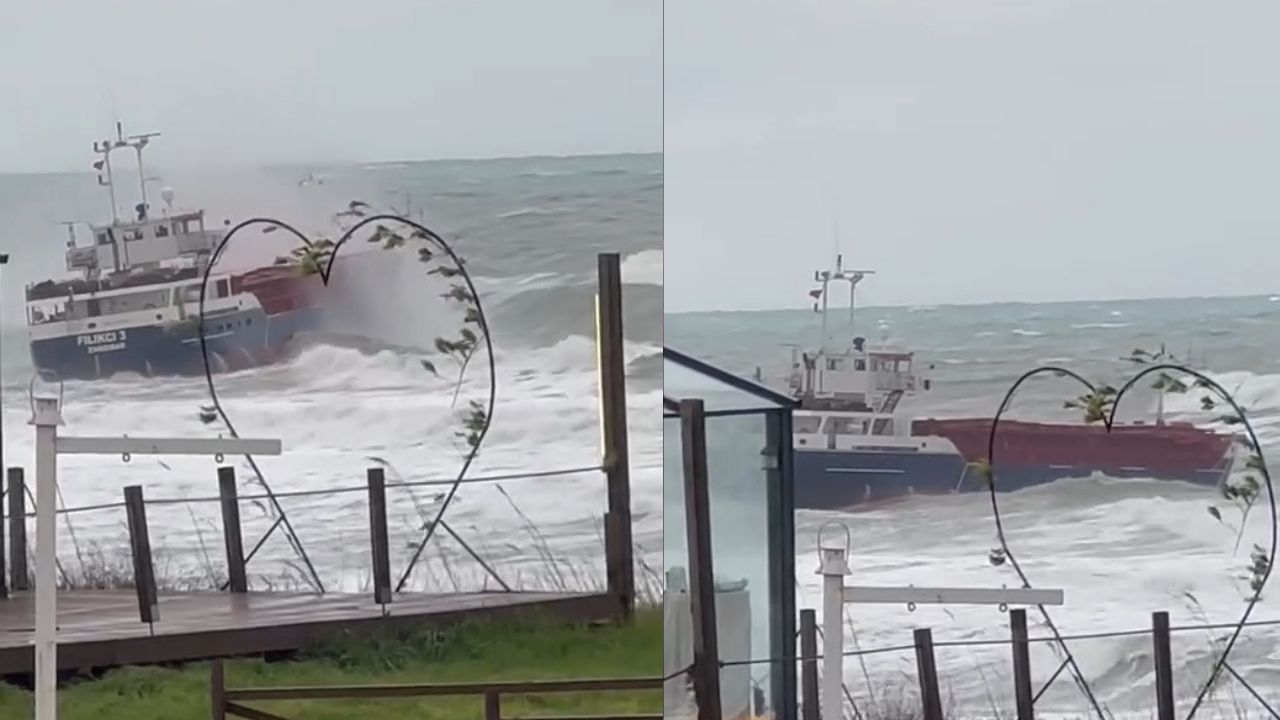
0,253,6,481
32,396,61,720
819,546,850,720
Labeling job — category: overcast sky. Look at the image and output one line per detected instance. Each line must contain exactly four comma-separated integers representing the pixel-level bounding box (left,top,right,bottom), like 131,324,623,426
666,1,1280,311
0,0,660,172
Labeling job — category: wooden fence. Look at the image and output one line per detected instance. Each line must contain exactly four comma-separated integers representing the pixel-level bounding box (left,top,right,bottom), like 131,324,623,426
801,608,1273,720
210,658,662,720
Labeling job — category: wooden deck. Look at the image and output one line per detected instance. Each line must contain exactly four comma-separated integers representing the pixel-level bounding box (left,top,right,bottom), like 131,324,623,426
0,589,615,676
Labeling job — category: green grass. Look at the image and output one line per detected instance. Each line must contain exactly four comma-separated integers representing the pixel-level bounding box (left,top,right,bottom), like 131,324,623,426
0,608,661,719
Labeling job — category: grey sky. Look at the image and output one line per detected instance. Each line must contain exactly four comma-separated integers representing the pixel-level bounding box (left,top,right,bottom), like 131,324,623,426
666,1,1280,311
0,0,660,172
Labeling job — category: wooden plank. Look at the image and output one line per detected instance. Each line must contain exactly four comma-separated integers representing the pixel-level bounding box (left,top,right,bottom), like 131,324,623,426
8,467,27,592
1010,608,1034,720
679,399,722,720
223,703,291,720
484,691,501,720
218,467,248,593
0,590,614,674
597,252,634,621
367,468,392,606
124,486,159,624
228,675,662,700
844,586,1064,606
57,436,281,456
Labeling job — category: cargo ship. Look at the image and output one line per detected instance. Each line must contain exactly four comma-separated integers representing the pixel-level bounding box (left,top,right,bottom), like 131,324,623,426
785,256,1236,509
25,126,324,380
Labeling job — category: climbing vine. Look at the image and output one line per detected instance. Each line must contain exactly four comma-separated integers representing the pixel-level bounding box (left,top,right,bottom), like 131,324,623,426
979,348,1276,720
194,202,497,594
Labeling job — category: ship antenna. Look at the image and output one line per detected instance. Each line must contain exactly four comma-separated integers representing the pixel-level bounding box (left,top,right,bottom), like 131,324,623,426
92,135,121,225
126,129,161,218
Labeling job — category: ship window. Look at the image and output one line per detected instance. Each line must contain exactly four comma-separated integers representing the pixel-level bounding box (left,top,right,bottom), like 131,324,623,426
155,224,170,238
824,417,868,436
216,279,230,298
96,232,111,246
794,416,822,434
854,359,866,371
123,229,143,242
827,359,837,370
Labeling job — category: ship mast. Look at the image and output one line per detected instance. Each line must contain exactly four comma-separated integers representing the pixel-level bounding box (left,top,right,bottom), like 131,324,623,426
91,122,160,223
813,254,875,351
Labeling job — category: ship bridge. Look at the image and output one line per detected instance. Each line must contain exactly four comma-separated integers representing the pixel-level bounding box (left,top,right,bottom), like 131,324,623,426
66,210,223,279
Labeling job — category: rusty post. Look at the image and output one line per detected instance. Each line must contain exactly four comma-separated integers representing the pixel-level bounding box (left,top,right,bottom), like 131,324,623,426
598,252,634,620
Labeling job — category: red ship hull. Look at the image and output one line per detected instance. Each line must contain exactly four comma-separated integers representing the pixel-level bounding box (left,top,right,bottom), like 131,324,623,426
912,418,1235,488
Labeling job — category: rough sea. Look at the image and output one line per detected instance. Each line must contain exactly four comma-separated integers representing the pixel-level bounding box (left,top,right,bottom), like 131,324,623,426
0,153,662,599
667,296,1280,718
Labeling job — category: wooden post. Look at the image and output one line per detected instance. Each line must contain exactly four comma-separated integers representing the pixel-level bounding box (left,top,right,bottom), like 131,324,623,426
367,467,392,605
8,467,27,592
1153,611,1175,720
914,628,944,720
597,252,635,620
124,485,159,624
217,467,247,593
0,471,6,599
800,609,820,720
1010,608,1034,720
484,690,501,720
210,658,226,720
680,399,722,720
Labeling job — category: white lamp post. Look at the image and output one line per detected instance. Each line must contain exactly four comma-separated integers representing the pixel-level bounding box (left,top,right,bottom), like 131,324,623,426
815,523,1065,720
28,374,282,720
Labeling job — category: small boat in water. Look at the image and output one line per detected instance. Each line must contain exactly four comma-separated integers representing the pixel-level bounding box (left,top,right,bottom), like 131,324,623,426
784,256,1235,509
25,125,323,380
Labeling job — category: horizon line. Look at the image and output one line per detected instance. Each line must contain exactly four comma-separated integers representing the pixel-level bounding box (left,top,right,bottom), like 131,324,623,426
666,289,1278,316
0,148,663,177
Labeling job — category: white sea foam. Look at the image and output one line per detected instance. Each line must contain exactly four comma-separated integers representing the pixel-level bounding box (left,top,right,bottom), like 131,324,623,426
620,248,663,286
1071,322,1133,329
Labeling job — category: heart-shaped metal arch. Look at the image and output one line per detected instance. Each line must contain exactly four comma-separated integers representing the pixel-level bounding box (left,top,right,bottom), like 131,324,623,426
194,213,497,595
985,363,1276,719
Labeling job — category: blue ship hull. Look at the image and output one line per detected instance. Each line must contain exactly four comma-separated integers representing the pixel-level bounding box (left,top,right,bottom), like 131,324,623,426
30,306,319,381
795,447,1231,510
